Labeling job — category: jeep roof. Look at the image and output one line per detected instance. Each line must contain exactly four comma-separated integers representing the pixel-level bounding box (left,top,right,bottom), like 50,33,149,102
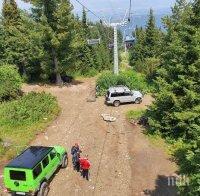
108,86,130,93
6,146,53,169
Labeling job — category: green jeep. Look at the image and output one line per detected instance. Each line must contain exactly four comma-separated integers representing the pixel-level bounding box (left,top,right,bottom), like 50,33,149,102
3,146,68,196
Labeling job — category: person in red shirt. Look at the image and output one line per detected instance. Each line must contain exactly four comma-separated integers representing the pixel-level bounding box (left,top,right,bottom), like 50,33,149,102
79,155,91,181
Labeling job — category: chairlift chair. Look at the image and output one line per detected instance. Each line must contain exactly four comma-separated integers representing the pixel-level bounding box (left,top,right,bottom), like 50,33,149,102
87,38,101,45
108,43,114,49
124,35,135,49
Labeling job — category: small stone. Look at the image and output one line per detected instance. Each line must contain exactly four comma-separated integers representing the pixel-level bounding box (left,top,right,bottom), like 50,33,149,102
1,140,12,148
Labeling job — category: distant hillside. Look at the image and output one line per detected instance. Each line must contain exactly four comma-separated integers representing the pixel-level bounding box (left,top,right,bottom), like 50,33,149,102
119,14,167,35
84,8,171,33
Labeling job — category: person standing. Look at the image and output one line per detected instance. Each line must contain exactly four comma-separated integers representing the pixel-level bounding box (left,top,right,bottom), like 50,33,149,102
71,143,80,155
71,143,81,170
80,155,91,181
73,151,81,172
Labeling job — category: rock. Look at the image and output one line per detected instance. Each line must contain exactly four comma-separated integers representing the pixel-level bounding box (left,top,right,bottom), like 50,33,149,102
1,139,12,148
101,114,116,122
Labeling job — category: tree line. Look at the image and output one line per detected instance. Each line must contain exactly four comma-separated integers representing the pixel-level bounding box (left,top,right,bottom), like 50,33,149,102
0,0,115,84
129,0,200,194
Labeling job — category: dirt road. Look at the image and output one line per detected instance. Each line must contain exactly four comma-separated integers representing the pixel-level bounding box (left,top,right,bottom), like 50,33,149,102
0,78,177,196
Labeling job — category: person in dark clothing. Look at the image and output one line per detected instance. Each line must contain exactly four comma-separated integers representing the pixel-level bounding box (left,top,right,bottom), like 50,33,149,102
71,143,80,156
73,151,80,172
71,143,81,171
79,155,91,181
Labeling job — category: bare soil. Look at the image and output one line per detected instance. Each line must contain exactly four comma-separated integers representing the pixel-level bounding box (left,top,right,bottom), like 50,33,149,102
0,78,177,196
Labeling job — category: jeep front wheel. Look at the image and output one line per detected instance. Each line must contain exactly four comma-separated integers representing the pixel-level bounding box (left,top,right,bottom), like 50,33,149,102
113,100,120,107
38,182,49,196
61,154,68,168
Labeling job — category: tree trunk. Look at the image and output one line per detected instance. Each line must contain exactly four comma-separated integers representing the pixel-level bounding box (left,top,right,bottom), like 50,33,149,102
51,48,63,85
22,58,27,80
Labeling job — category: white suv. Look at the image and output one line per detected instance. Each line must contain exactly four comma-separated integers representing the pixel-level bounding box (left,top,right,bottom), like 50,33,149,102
105,86,143,107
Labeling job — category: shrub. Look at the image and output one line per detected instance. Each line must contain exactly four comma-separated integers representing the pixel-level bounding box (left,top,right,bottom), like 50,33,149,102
96,70,150,96
0,92,59,126
0,92,60,159
171,139,200,195
0,64,23,101
133,57,160,80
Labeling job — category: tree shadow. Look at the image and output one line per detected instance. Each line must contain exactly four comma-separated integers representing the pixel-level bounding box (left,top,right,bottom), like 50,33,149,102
26,79,84,87
70,79,84,86
143,175,178,196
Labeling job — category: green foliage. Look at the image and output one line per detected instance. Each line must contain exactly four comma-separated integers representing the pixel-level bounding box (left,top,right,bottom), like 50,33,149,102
146,0,200,194
0,1,116,83
133,57,160,80
148,0,200,140
126,109,145,121
129,9,163,80
0,92,58,126
0,92,59,159
0,64,22,101
96,70,149,96
169,138,200,195
2,0,21,26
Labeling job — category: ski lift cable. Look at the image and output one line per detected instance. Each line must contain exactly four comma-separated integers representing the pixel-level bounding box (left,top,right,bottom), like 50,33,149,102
74,0,108,25
128,0,132,20
73,0,116,43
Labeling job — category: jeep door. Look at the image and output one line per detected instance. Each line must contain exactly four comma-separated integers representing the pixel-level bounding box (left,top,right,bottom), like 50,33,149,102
49,149,60,174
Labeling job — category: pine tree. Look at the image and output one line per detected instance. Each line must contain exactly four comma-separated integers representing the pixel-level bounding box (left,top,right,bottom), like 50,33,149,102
1,0,44,80
148,0,200,141
145,9,158,57
82,8,87,30
147,1,200,193
2,0,21,26
129,27,146,70
26,0,76,84
129,9,163,79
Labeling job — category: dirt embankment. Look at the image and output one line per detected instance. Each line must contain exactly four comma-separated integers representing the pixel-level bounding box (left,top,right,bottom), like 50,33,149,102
0,78,177,196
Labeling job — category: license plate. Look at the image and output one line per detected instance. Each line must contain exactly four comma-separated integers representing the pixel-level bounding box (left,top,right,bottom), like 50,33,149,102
16,192,25,195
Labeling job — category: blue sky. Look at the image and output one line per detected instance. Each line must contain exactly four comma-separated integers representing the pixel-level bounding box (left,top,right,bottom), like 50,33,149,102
0,0,176,16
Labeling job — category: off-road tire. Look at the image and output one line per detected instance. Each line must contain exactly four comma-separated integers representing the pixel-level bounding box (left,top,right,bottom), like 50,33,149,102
38,182,49,196
135,97,142,104
113,100,120,107
61,154,68,168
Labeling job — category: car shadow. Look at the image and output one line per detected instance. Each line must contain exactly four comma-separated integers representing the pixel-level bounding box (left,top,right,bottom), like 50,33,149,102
104,102,138,107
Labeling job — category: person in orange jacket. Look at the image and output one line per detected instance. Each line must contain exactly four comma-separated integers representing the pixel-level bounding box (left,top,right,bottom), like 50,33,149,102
79,155,91,181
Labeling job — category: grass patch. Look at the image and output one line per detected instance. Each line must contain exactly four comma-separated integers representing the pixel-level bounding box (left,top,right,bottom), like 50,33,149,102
126,109,145,121
0,92,60,161
120,52,130,71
